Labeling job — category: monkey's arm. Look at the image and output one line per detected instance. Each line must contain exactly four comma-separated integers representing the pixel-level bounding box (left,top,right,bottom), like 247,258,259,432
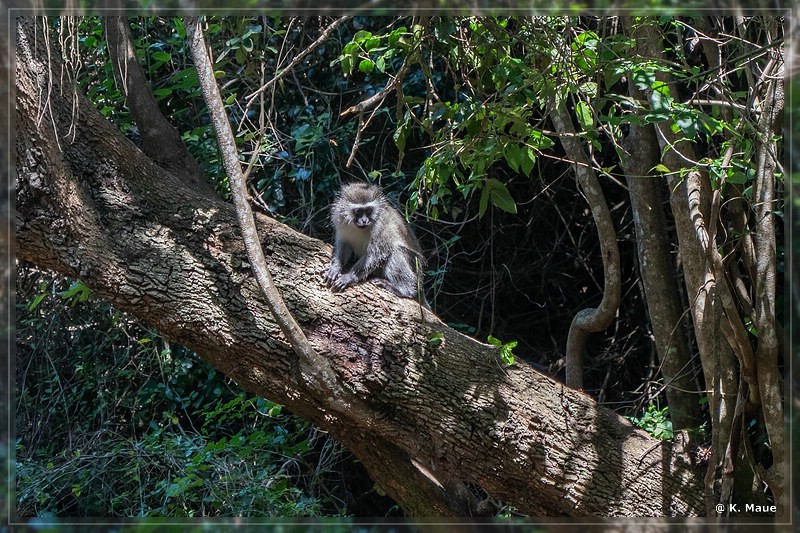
329,241,389,292
324,239,352,285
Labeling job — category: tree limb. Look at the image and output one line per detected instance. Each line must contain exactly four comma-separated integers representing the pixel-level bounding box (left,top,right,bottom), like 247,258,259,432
185,16,354,413
751,58,785,517
103,16,213,195
549,104,621,390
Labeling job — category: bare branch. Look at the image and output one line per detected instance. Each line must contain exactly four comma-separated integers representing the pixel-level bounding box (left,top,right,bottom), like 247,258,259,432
185,16,350,411
244,17,350,109
549,103,621,391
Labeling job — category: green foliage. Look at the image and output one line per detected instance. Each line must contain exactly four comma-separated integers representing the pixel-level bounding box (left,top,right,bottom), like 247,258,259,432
487,335,517,366
426,332,445,347
336,24,413,78
15,267,354,517
627,404,674,440
59,280,92,306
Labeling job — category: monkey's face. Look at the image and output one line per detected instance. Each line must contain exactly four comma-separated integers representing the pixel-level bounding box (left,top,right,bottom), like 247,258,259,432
352,206,374,228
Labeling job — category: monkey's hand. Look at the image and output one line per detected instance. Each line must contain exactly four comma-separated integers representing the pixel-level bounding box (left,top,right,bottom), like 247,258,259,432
329,271,358,292
324,262,342,285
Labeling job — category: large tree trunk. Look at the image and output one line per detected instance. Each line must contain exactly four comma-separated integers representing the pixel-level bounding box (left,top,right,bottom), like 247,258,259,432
14,17,706,517
619,88,702,433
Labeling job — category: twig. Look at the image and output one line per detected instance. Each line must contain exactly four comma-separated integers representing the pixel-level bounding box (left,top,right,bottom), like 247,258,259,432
340,58,410,118
245,17,350,108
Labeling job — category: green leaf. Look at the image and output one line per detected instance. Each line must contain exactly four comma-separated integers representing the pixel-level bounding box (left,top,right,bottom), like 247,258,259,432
342,41,358,56
500,349,515,366
487,335,501,346
487,179,518,214
504,143,523,173
478,182,491,218
388,27,407,48
674,110,697,138
649,82,672,112
353,30,372,42
27,292,46,312
728,170,747,184
172,18,186,39
152,51,171,62
358,59,375,74
653,164,671,174
575,101,593,130
60,281,91,304
520,147,536,177
529,130,554,149
341,55,353,75
393,115,410,152
427,332,445,346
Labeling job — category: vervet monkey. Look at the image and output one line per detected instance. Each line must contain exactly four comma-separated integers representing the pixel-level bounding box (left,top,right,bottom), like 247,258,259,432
325,182,425,301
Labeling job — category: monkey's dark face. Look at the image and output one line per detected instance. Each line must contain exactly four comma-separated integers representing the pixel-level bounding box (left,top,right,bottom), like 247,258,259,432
352,206,374,228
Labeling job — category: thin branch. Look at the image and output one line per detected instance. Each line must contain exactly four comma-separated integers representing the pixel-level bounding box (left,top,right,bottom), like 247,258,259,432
550,102,621,390
185,16,351,411
244,17,350,109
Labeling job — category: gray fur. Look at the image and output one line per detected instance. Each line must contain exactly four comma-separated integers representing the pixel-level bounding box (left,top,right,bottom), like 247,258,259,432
324,182,425,300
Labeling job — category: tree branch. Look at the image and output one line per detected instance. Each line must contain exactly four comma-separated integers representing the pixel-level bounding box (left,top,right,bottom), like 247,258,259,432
244,17,350,109
751,60,785,517
185,16,352,412
549,103,621,391
103,17,213,195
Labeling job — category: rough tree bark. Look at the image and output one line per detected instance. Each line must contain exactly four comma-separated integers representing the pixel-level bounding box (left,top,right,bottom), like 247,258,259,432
15,17,706,517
